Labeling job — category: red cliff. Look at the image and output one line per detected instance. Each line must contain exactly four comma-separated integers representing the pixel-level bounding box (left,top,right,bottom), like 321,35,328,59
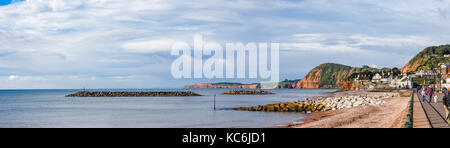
294,63,358,89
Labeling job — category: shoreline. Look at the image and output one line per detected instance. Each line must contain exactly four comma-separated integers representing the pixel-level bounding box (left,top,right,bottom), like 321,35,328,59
277,90,410,128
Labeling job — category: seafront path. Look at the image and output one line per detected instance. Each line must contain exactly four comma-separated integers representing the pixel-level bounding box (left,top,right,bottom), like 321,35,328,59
413,92,448,128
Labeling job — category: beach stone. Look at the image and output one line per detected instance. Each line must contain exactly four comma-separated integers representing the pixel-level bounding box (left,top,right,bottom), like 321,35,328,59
233,93,389,112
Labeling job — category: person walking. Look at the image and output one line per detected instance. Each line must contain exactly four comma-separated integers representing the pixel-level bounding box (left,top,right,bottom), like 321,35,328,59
427,85,434,103
421,88,427,103
443,88,450,126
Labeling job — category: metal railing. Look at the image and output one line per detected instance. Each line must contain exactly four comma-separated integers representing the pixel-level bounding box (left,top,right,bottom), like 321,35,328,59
404,90,414,128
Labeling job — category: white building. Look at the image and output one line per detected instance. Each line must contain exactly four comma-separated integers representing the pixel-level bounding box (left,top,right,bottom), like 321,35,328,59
372,73,382,83
380,78,389,83
441,62,449,74
390,75,412,89
412,70,438,78
443,78,450,89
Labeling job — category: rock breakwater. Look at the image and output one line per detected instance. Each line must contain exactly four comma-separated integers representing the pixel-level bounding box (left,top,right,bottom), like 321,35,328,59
184,83,259,89
66,91,202,97
233,94,395,113
222,90,274,95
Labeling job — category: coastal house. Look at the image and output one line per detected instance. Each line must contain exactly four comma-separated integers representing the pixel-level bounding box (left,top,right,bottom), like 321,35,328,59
371,72,391,84
389,75,412,89
442,63,450,89
417,70,439,77
443,78,450,89
441,62,450,76
371,73,382,83
353,74,370,82
380,77,389,83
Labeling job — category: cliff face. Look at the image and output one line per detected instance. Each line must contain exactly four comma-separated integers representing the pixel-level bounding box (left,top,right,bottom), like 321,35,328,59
295,69,320,88
295,63,359,89
184,83,259,89
401,45,450,73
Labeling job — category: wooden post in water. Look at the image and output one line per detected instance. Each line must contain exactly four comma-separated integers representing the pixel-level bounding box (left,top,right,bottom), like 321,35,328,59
213,94,216,110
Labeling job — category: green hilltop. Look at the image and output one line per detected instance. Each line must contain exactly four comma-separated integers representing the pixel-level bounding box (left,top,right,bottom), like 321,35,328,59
314,63,357,88
401,45,450,73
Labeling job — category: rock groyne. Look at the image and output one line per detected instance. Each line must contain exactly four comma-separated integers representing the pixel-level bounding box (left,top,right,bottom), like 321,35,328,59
184,83,260,89
233,94,394,113
66,91,202,97
222,90,274,95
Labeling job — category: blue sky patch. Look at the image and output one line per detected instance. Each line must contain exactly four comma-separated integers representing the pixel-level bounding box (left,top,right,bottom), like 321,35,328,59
0,0,13,6
0,0,24,6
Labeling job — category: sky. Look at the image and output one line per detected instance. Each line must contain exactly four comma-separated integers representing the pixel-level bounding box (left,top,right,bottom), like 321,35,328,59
0,1,11,6
1,0,450,89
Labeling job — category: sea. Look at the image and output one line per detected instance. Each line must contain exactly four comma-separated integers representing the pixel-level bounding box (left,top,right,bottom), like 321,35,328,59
0,89,338,128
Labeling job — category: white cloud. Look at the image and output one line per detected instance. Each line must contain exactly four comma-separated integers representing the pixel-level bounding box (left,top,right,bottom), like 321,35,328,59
291,33,435,46
284,33,440,54
8,75,20,81
1,0,450,88
347,34,436,48
7,75,47,81
281,42,365,52
181,10,242,23
122,40,180,53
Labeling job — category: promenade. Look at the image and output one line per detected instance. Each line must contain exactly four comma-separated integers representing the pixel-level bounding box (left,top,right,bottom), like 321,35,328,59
413,92,448,128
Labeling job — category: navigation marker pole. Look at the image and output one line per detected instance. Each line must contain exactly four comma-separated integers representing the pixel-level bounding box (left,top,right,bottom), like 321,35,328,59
214,94,216,110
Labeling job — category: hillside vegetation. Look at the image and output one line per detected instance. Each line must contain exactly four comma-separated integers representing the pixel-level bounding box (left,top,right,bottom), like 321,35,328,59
295,63,359,88
402,45,450,73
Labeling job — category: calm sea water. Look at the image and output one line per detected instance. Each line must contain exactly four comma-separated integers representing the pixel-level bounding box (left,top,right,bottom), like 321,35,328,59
0,89,337,128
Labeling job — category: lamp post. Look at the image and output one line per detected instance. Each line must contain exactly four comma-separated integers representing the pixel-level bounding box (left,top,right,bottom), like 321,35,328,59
439,65,442,91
